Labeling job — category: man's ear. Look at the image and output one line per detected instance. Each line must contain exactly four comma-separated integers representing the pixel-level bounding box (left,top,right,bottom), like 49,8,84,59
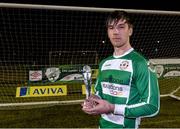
129,27,133,36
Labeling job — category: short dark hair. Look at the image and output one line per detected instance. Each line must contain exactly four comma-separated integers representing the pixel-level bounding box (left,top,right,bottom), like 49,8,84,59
106,10,133,28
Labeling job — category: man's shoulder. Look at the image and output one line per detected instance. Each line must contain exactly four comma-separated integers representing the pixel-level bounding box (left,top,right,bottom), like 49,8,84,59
99,55,113,66
131,50,148,63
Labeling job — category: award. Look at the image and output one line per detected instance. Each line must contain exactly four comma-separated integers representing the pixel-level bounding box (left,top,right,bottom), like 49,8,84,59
82,65,92,99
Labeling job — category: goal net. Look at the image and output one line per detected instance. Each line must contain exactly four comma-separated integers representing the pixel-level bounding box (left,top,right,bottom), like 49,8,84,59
0,3,180,108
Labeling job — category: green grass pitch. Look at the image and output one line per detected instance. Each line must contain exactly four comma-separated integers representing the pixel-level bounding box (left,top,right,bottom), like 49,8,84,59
0,97,179,128
0,76,179,128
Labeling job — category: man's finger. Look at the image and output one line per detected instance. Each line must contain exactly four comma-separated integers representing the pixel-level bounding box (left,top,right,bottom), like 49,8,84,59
91,98,101,104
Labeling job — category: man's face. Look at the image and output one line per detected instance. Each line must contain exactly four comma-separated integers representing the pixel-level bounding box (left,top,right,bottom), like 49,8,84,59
107,19,132,48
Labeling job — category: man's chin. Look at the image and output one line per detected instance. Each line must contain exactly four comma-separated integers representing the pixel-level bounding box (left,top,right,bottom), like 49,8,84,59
113,44,124,48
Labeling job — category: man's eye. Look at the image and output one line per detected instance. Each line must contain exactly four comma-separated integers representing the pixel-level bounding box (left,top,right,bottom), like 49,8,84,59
108,26,113,29
117,26,125,29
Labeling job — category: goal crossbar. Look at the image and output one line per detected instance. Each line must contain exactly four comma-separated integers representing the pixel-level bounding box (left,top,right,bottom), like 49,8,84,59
1,2,180,15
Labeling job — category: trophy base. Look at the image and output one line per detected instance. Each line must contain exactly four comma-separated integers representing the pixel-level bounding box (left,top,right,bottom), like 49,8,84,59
83,98,98,109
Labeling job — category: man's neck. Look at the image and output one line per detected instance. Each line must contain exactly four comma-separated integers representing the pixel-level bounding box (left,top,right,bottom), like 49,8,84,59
113,44,132,56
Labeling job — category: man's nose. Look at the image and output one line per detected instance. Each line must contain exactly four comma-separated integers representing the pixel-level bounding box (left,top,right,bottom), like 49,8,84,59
113,28,119,34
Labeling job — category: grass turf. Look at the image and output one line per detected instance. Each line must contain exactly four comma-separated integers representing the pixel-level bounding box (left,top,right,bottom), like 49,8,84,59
0,97,179,128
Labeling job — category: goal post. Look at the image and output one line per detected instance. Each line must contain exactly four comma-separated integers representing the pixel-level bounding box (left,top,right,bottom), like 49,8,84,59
0,3,180,108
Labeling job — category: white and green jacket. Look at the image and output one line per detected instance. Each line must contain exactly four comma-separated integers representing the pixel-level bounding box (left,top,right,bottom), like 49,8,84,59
94,48,160,128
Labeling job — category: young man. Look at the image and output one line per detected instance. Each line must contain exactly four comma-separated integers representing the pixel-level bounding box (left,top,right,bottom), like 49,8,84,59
82,10,160,128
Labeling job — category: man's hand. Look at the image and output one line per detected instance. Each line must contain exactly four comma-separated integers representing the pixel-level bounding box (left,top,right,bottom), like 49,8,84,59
81,96,115,115
81,94,99,109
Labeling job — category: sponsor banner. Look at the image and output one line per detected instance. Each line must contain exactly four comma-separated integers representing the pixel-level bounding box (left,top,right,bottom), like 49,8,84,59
16,85,67,97
154,65,164,78
154,64,180,78
57,65,98,82
81,84,95,95
45,67,60,82
29,70,42,81
29,65,99,84
59,69,98,82
164,70,180,77
60,73,83,81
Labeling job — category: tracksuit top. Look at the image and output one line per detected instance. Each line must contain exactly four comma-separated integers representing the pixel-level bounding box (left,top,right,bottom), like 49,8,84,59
94,48,160,128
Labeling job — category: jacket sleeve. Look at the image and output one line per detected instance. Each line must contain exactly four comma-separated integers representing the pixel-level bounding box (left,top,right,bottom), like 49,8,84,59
114,61,160,118
94,66,103,98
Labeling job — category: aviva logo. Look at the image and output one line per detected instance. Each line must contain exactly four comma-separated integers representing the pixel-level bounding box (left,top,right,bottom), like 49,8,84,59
16,85,67,97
